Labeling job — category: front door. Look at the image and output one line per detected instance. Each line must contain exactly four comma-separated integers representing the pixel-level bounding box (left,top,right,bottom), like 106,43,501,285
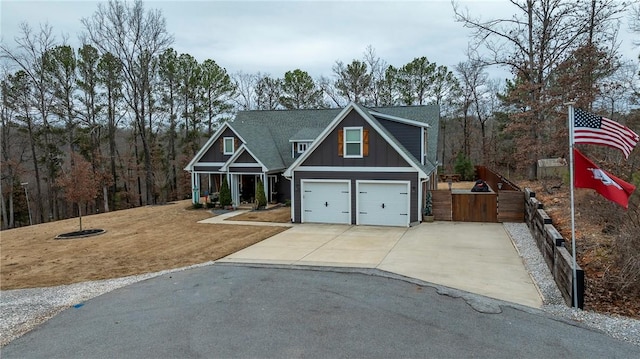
240,175,256,203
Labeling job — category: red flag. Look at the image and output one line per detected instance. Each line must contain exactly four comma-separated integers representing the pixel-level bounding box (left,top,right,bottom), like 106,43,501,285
573,149,636,209
573,108,639,159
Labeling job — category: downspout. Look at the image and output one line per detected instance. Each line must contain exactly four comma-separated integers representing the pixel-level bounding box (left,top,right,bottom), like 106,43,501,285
262,172,268,206
287,173,294,223
419,177,429,222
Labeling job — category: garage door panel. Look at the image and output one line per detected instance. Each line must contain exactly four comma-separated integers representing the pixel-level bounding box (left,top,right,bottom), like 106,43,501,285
357,182,409,227
302,181,350,224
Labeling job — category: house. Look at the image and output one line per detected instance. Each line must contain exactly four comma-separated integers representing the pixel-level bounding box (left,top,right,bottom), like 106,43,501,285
184,102,440,227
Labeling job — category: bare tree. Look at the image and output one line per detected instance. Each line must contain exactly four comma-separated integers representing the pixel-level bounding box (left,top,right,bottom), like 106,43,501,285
232,71,258,110
1,22,59,222
82,0,173,205
455,61,484,158
255,74,284,110
630,3,640,46
363,45,388,106
454,0,626,178
317,75,343,108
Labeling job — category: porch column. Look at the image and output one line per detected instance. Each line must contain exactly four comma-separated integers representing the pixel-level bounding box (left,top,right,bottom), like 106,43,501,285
192,172,200,204
263,174,269,205
230,174,239,208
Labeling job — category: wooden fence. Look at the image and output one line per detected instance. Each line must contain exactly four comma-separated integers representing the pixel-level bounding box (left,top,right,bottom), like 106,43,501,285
524,188,584,308
476,166,521,191
431,166,524,222
451,191,497,222
432,190,452,221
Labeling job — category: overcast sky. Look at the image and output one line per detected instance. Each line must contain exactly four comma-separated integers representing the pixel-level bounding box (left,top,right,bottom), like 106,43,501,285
1,0,638,82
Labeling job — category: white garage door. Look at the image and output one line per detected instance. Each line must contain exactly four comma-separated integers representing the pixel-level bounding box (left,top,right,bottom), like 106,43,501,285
301,181,351,224
357,181,410,227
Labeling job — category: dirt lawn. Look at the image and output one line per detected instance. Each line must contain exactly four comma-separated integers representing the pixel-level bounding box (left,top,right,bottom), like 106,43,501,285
0,201,289,290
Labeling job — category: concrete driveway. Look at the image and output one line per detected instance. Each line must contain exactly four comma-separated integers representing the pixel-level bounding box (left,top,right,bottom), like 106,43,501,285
218,222,542,308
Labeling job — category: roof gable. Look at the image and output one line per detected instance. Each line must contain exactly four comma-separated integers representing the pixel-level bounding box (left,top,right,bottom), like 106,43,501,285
184,123,246,171
220,144,267,172
284,102,429,178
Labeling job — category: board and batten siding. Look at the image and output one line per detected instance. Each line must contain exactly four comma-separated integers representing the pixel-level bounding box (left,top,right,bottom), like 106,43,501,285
235,151,258,164
302,110,410,168
274,175,291,204
199,128,242,163
293,171,419,224
376,118,422,160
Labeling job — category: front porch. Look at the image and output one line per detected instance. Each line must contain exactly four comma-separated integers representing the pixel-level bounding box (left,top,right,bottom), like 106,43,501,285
190,172,283,207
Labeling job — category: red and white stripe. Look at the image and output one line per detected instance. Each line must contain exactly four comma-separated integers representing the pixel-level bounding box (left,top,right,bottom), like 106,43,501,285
574,117,639,159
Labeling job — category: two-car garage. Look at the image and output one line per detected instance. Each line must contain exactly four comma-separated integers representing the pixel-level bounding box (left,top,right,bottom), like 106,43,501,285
300,180,411,227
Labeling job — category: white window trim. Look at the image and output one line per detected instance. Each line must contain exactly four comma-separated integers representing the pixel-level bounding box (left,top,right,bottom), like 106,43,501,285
297,142,309,154
223,137,234,155
343,127,363,158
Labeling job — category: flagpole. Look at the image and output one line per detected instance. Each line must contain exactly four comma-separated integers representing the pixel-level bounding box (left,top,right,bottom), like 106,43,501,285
566,102,579,309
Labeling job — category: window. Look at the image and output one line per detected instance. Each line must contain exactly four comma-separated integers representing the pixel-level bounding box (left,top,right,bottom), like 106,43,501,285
297,142,308,153
344,127,362,158
223,137,234,155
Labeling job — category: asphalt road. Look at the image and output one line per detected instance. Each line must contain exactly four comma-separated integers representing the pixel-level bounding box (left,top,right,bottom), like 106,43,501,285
3,265,638,358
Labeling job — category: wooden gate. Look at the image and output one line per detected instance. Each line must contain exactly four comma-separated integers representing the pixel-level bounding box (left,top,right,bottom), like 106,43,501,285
451,190,497,222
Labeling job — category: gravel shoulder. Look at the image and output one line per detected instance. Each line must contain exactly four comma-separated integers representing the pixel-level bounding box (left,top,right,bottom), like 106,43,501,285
2,223,639,348
504,223,640,346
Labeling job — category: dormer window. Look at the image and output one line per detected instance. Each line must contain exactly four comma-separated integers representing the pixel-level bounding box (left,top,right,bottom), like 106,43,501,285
297,142,308,153
223,137,234,155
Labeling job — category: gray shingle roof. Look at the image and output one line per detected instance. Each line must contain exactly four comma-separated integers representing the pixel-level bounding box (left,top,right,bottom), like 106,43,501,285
289,127,325,142
230,109,341,171
228,104,439,174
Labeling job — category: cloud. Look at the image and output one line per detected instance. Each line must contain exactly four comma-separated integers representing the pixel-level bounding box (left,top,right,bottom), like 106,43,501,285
1,0,636,84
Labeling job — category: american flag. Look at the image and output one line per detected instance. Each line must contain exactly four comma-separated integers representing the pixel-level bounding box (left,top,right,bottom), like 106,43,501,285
573,108,639,159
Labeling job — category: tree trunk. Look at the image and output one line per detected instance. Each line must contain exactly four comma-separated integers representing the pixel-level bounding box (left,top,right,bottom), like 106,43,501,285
134,134,143,207
103,185,109,213
78,203,83,231
107,87,117,210
0,190,8,229
26,119,44,224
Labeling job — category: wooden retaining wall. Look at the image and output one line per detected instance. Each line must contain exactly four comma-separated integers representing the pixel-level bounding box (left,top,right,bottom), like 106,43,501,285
524,188,584,308
497,191,525,222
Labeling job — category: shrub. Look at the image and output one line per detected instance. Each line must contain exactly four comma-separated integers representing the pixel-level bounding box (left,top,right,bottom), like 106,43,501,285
219,177,232,207
613,206,640,297
192,202,203,209
424,191,433,216
454,153,475,181
255,178,267,209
